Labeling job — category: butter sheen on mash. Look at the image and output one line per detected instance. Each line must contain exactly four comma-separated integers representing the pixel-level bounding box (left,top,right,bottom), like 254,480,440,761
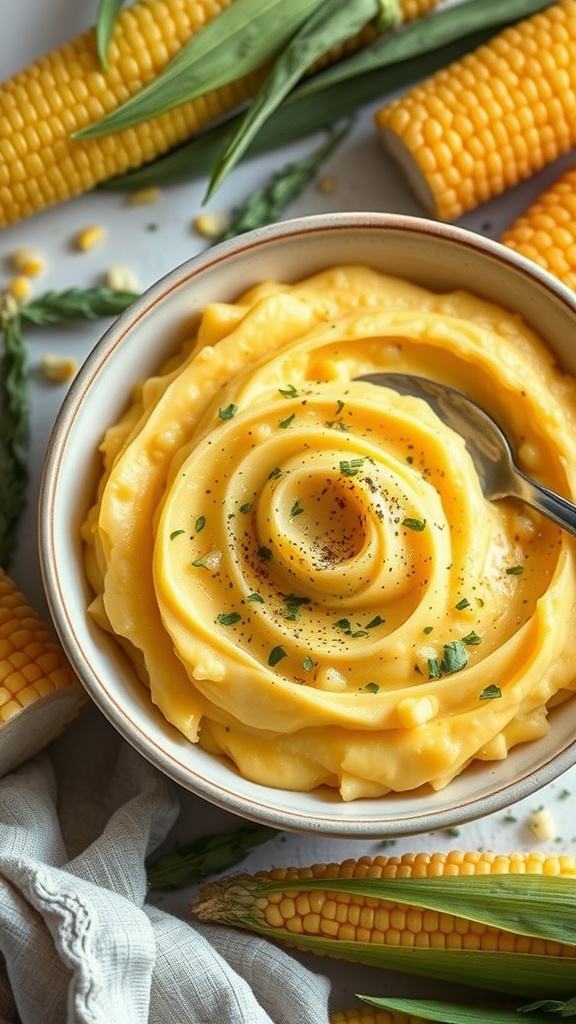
83,266,576,801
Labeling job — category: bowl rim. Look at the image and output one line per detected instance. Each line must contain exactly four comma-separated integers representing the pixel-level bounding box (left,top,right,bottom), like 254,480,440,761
39,211,576,836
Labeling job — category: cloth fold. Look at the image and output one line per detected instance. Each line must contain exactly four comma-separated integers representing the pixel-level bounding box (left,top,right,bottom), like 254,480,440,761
0,706,332,1024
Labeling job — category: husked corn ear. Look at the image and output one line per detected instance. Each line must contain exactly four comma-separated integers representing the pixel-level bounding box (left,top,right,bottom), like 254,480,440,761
331,1011,420,1024
0,0,260,228
500,165,576,290
193,851,576,953
0,569,85,775
375,0,576,221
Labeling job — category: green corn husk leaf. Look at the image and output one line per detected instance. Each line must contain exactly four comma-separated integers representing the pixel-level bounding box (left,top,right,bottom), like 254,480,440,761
358,996,560,1024
262,874,576,944
95,0,126,69
75,0,321,139
0,312,28,570
100,0,555,193
205,0,397,198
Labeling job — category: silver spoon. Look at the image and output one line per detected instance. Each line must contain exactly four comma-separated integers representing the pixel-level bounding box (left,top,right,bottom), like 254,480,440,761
357,372,576,538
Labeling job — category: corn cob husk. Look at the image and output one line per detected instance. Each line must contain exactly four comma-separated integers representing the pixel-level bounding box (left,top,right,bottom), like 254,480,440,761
374,0,576,220
500,164,576,290
0,0,438,228
192,852,576,999
0,568,86,775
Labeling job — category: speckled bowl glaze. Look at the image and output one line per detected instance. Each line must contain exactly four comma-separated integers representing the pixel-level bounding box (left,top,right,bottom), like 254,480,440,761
39,212,576,837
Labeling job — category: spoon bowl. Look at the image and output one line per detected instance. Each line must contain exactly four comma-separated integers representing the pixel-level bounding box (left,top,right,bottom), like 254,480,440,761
358,372,576,538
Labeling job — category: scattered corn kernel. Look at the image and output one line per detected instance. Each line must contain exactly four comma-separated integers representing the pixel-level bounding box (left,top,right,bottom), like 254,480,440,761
10,247,44,277
193,212,231,239
127,187,162,207
7,276,32,302
105,265,139,293
75,225,106,252
41,354,79,383
529,807,556,842
316,174,337,195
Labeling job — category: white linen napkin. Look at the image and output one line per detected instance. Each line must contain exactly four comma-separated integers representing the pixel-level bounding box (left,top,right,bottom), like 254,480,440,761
0,705,332,1024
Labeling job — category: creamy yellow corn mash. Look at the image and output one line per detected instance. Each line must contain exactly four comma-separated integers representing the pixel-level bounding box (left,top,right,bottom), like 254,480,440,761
83,266,576,800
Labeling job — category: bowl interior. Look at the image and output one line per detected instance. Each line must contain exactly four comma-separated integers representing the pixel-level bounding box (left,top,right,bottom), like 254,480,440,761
39,213,576,837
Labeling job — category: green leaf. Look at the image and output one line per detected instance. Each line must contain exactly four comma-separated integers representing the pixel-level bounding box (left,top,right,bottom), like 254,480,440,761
147,823,278,890
101,0,555,193
20,288,138,325
205,0,393,197
75,0,321,139
95,0,126,70
359,997,558,1024
215,124,349,241
261,874,576,945
0,312,28,569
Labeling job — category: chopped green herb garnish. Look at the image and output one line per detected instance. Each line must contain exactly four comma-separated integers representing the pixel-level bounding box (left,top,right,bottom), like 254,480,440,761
480,684,502,700
423,625,433,635
195,515,206,533
192,558,208,568
279,412,296,429
283,594,310,620
335,399,345,414
558,788,571,800
302,656,317,672
290,500,304,518
216,612,241,626
257,546,272,561
279,384,298,398
269,466,282,479
402,517,426,531
218,403,238,420
334,618,352,632
455,597,471,610
445,827,460,837
339,458,364,477
506,565,524,575
441,640,468,674
170,529,185,540
462,630,482,646
366,615,385,629
247,592,264,603
239,501,252,514
406,455,414,464
365,682,379,694
427,657,442,680
268,645,287,667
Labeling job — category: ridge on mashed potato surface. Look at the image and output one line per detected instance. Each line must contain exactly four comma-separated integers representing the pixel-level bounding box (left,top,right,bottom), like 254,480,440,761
82,266,576,801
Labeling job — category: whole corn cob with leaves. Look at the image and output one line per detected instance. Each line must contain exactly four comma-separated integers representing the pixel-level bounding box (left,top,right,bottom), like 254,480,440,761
0,0,436,228
500,165,576,290
374,0,576,221
192,852,576,999
0,568,85,776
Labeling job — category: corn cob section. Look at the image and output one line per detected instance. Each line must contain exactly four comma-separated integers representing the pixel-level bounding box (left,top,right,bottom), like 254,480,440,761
500,165,576,289
0,0,439,229
331,1009,421,1024
374,0,576,221
193,852,576,998
0,568,85,775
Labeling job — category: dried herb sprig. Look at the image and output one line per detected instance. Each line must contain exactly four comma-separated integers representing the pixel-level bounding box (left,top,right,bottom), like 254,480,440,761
147,821,278,890
0,286,138,568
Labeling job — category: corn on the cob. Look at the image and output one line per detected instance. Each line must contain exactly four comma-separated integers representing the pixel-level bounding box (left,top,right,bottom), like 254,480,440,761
0,0,438,229
192,852,576,998
374,0,576,221
500,164,576,290
331,1010,420,1024
0,568,85,775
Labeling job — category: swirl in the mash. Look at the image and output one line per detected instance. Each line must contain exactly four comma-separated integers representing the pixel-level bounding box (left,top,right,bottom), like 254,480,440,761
83,267,576,799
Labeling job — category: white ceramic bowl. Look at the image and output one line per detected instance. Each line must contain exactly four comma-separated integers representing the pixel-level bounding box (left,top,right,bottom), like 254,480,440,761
39,212,576,838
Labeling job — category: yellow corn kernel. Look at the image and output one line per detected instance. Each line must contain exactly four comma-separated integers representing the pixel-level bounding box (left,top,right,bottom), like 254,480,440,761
0,569,85,773
375,0,576,220
193,211,231,239
126,186,162,206
75,224,106,251
105,264,139,293
10,246,44,276
41,354,79,382
500,164,576,290
7,275,32,302
193,852,576,969
529,807,557,842
0,0,443,229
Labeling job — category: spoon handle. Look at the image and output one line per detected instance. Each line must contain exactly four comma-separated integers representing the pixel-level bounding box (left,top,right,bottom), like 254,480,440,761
515,470,576,538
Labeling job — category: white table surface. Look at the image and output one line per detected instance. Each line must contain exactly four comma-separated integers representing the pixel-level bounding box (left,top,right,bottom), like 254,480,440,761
3,1,576,1013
